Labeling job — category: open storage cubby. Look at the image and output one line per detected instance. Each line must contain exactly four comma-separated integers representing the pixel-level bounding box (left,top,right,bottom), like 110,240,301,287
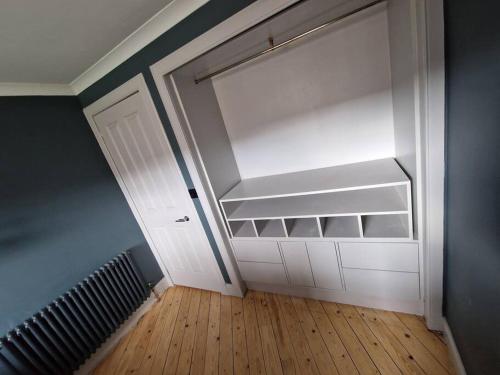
362,214,409,238
228,220,256,238
220,159,412,239
320,216,360,238
284,218,320,237
255,219,286,238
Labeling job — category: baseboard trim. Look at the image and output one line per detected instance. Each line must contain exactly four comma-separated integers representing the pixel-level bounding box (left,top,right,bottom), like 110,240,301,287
443,318,467,375
76,278,169,374
246,282,423,315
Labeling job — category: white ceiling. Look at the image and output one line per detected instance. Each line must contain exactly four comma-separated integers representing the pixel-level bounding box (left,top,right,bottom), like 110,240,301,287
0,0,174,84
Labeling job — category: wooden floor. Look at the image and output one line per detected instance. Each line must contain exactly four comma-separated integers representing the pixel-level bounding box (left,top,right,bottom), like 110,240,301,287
93,286,455,375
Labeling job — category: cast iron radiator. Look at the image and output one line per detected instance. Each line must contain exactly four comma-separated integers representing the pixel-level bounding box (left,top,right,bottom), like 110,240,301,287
0,251,150,374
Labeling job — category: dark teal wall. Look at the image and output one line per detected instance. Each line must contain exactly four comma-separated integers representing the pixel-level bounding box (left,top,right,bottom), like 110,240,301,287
78,0,257,283
444,1,500,374
0,96,163,337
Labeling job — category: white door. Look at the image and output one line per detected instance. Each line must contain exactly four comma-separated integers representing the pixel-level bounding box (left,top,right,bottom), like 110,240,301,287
93,91,224,291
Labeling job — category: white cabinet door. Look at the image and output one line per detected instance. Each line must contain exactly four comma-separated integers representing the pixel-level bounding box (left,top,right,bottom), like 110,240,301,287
280,242,314,287
307,242,343,290
94,92,224,291
237,262,288,285
232,240,282,263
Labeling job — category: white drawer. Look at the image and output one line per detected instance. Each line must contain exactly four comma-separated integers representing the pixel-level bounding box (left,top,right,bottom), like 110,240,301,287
339,242,419,272
232,240,282,263
343,268,420,300
237,261,288,285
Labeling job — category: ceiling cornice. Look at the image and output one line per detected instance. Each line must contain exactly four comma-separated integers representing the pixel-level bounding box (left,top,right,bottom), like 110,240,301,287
70,0,209,95
0,0,208,97
0,83,74,96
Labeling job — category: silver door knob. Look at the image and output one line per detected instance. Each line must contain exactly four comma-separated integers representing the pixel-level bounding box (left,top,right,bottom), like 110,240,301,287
175,216,190,222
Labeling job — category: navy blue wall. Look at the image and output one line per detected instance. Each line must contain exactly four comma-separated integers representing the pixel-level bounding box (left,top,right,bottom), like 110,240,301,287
0,96,163,337
78,0,256,283
444,1,500,374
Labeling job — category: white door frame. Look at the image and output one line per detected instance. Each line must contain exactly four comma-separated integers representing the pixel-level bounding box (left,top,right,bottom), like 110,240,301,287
83,74,230,294
150,0,446,328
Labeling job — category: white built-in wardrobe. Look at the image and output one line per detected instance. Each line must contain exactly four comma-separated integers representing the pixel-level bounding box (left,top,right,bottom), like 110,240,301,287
160,0,427,314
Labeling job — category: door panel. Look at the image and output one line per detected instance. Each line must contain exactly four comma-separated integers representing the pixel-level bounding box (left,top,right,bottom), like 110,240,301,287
307,241,343,290
280,241,315,287
93,92,224,291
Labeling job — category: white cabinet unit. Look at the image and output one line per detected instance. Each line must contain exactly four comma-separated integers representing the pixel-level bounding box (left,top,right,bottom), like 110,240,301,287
159,0,426,314
280,242,315,287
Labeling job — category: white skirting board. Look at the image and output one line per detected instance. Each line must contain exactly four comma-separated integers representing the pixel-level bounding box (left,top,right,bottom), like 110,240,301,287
75,277,170,375
443,318,467,375
245,282,423,315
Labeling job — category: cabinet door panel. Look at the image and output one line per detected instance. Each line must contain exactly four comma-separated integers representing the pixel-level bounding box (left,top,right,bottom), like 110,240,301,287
280,242,314,287
307,241,343,290
237,262,288,285
232,240,282,263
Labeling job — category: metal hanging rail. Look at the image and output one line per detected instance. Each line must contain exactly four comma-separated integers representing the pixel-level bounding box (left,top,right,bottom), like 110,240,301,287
194,0,385,84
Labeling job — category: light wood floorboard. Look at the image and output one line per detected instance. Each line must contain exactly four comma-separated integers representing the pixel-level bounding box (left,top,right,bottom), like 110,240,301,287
92,286,456,375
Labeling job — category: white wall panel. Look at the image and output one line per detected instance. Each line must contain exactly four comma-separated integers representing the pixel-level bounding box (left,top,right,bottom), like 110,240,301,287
212,8,395,179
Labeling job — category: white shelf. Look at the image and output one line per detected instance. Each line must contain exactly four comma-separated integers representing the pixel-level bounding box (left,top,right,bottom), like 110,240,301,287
220,158,413,240
221,158,409,202
223,185,407,221
362,214,409,238
229,220,256,238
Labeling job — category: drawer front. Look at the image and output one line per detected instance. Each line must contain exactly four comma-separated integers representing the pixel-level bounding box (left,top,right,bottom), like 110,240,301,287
307,242,343,290
280,242,315,287
339,242,419,272
343,268,420,300
232,240,282,263
237,262,288,285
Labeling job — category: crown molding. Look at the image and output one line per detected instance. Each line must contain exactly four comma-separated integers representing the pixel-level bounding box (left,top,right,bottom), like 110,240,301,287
0,83,74,96
70,0,209,95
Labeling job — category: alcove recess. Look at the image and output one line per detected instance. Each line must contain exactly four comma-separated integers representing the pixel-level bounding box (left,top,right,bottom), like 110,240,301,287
166,0,421,242
220,159,412,239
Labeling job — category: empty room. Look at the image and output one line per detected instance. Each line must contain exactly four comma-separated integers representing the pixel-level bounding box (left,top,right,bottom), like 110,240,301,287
1,0,498,374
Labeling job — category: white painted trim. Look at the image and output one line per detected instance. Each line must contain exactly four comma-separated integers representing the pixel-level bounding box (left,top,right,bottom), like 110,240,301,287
158,75,246,298
422,0,446,330
70,0,209,94
83,74,175,288
150,0,299,77
443,319,467,375
150,0,301,299
246,281,424,315
75,286,165,375
0,82,74,96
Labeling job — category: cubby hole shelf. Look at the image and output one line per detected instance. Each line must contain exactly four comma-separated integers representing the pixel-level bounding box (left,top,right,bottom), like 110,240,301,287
255,219,286,237
320,216,360,238
284,218,320,237
361,214,409,238
229,220,256,238
221,159,413,240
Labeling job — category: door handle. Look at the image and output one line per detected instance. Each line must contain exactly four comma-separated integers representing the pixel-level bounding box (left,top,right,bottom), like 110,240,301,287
175,216,190,223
